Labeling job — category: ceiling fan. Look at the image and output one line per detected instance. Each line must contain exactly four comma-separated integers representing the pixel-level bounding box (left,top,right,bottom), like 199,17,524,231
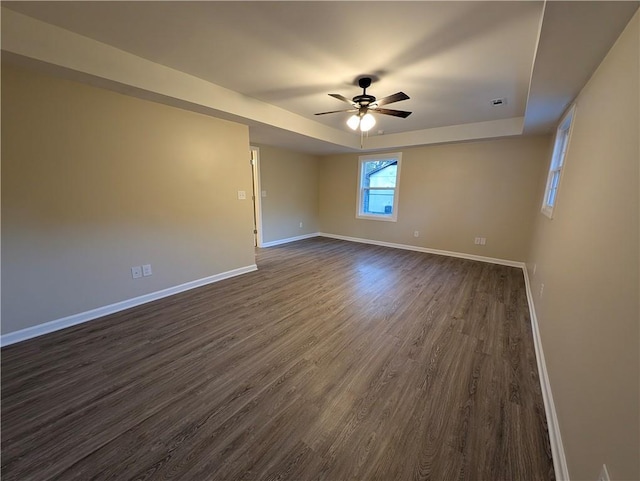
315,77,412,132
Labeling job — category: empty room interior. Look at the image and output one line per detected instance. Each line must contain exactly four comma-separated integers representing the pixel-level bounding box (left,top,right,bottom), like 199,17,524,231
1,2,639,480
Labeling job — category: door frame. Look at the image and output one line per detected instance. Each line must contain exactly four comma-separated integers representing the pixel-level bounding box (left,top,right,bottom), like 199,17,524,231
250,146,264,248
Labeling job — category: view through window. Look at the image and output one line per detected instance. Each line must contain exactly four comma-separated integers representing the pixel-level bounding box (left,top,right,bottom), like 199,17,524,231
357,153,402,221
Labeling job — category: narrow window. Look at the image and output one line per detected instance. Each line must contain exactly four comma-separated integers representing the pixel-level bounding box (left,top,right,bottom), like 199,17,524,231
542,106,575,218
356,153,402,222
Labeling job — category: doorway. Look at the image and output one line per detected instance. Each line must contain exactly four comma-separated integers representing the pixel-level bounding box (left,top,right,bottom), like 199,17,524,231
250,146,263,248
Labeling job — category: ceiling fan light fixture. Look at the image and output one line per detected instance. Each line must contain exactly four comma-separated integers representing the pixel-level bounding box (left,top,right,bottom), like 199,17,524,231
360,113,376,132
347,114,360,130
317,77,411,134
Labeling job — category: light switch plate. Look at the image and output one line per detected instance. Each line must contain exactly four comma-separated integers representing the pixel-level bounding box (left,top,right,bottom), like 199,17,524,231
142,264,152,277
237,190,246,200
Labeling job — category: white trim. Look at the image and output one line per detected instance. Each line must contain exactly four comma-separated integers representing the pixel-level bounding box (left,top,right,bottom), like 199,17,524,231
318,233,525,268
522,266,570,481
260,233,320,248
0,265,257,347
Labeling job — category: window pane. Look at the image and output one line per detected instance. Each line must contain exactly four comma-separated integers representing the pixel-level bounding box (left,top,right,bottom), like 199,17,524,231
541,106,573,218
558,131,569,164
369,165,397,188
363,189,395,214
364,160,396,175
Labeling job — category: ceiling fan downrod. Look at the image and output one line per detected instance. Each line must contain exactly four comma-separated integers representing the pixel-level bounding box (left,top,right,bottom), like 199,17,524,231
352,77,376,107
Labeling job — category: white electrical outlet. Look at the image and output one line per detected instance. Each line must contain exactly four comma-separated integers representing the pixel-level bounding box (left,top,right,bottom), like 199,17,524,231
142,264,152,277
131,266,142,279
598,464,610,481
299,222,303,228
237,190,246,200
414,231,419,238
474,237,487,245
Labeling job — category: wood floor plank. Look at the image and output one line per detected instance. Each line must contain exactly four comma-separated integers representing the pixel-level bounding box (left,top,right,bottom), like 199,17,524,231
1,238,554,480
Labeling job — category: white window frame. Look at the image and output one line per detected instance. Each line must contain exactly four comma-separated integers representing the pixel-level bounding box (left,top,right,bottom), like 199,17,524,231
356,152,402,222
541,106,575,219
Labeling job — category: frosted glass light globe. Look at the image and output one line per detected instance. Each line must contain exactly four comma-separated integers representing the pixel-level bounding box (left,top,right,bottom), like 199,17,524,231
347,115,360,130
360,113,376,132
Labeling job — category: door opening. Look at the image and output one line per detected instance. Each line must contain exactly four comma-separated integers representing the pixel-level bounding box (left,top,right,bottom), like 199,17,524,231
250,146,263,248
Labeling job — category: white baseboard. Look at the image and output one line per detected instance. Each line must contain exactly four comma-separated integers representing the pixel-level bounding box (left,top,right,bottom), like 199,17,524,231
0,264,258,347
260,232,320,248
318,232,525,268
522,266,570,480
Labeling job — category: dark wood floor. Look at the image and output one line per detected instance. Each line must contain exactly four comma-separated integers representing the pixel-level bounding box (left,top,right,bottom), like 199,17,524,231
1,238,554,480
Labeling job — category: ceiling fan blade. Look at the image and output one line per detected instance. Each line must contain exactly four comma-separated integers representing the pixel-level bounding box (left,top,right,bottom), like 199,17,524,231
328,93,356,105
314,109,357,116
375,92,410,107
372,108,412,118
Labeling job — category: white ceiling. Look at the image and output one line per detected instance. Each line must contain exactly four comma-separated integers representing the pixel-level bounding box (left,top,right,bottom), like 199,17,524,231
2,1,638,154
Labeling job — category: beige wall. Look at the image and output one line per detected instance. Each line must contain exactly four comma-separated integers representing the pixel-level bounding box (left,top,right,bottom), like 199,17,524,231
256,144,320,243
2,63,255,335
527,12,639,481
319,137,549,262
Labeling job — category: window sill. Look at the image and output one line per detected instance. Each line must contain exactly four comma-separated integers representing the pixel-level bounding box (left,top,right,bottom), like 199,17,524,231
541,206,553,219
356,214,398,222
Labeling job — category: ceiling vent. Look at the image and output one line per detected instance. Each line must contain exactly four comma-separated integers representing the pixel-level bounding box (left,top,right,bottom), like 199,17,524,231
490,97,507,106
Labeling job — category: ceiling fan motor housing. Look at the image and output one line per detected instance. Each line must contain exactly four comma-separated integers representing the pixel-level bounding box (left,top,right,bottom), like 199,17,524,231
354,77,375,107
353,94,376,107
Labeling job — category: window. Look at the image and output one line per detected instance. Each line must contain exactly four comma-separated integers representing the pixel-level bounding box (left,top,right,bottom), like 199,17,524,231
356,153,402,221
542,106,575,218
